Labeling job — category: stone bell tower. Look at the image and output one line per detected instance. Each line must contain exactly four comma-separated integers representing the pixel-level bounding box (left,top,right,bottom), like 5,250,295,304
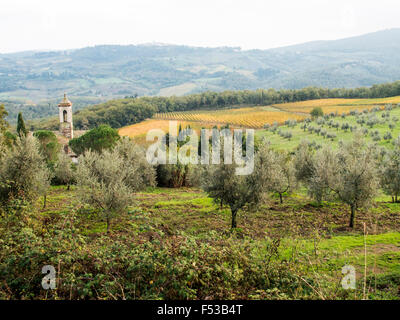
58,93,73,139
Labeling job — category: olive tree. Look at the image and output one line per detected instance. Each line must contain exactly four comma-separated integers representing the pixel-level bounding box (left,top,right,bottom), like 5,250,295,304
256,143,296,203
294,140,315,183
201,161,263,229
307,147,338,205
330,137,379,228
114,137,156,189
54,152,75,190
295,136,378,227
0,136,51,206
76,138,156,233
201,134,262,229
293,140,331,204
380,137,400,202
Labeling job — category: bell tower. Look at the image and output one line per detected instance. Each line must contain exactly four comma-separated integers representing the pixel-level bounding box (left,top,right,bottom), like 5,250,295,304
58,93,73,139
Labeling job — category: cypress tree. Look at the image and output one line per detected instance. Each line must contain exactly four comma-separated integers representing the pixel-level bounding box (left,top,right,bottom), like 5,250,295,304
17,112,27,137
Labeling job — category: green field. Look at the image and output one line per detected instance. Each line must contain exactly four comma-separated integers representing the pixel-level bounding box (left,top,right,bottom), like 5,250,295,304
257,103,400,150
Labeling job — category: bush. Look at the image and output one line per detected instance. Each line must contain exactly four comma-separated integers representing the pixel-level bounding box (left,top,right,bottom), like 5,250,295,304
326,132,337,141
373,134,381,142
310,107,323,119
0,209,309,300
0,136,51,206
384,132,393,141
341,123,349,132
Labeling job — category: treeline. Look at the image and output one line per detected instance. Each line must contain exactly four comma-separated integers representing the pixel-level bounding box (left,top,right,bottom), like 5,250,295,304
30,81,400,131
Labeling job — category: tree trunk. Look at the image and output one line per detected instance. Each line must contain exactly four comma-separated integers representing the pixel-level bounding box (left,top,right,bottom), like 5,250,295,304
392,196,395,203
106,215,110,234
231,208,238,229
279,193,283,204
43,195,47,209
220,199,223,210
396,195,398,203
349,204,355,228
67,184,70,191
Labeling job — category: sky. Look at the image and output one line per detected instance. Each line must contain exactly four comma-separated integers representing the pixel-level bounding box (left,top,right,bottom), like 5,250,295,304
1,0,400,53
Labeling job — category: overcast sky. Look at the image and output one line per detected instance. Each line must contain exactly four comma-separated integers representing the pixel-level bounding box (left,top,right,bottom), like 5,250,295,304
1,0,400,53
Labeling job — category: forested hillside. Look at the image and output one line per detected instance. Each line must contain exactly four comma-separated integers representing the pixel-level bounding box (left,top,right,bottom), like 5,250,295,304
3,28,400,122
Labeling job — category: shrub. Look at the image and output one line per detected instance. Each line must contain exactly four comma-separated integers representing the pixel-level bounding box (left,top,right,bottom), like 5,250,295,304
373,134,381,142
341,123,349,132
384,132,393,141
0,213,308,300
0,136,51,206
310,107,323,119
326,132,337,141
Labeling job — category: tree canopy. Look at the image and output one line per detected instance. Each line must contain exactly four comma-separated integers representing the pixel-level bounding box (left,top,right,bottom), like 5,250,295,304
69,125,120,155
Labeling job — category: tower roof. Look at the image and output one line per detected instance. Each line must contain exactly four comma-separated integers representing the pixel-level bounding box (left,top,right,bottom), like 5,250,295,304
58,93,72,107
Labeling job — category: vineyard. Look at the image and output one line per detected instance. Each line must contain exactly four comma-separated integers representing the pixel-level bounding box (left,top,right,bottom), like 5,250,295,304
153,106,306,128
118,119,213,144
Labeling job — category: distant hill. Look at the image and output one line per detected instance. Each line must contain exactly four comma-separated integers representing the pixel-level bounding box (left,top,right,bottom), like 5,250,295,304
2,28,400,122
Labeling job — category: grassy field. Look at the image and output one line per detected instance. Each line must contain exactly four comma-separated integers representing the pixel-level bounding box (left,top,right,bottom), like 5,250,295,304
28,185,400,299
257,103,400,150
